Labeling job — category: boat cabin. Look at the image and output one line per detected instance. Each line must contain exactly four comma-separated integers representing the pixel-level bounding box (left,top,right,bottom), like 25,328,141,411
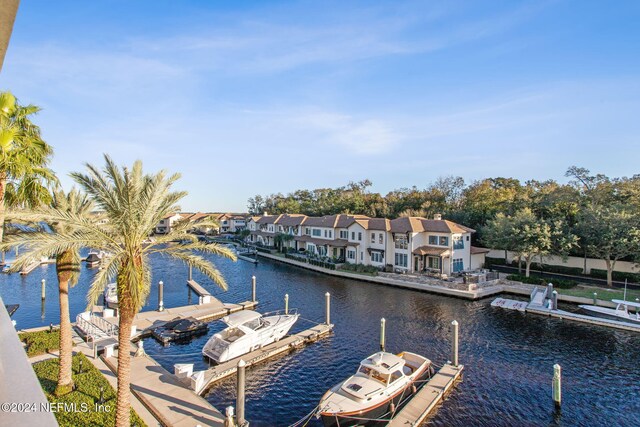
613,299,640,320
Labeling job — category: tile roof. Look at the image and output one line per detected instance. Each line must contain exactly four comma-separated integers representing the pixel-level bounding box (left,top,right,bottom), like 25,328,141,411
275,214,307,226
294,235,354,247
470,246,491,255
389,217,475,234
256,214,282,224
412,245,450,256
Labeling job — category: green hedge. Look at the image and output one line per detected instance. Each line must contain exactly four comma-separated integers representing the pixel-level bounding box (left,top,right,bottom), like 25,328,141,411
485,257,507,266
532,263,584,275
32,353,146,427
589,269,640,284
339,263,380,275
506,274,577,289
20,329,60,357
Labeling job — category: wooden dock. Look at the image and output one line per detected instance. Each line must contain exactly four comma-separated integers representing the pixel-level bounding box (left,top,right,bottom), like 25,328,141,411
237,253,258,263
199,323,333,394
388,364,464,427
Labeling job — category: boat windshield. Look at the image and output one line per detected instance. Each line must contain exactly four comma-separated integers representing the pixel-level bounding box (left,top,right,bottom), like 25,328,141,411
244,318,267,330
358,365,389,384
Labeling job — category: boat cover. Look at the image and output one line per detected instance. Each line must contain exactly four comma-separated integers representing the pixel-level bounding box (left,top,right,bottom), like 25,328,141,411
222,310,262,327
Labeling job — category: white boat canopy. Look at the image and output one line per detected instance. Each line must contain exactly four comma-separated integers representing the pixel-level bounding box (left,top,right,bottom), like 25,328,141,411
222,310,262,327
360,351,406,375
612,299,640,309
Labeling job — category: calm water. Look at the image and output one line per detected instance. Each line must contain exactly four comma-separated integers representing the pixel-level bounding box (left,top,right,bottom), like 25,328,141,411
2,252,640,427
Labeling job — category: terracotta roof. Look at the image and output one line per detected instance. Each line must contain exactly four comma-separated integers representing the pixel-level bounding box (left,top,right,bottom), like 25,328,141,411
302,215,340,227
335,214,368,228
390,217,475,234
470,246,491,255
390,217,426,233
365,218,391,231
256,214,282,224
250,230,271,237
275,214,307,226
412,246,450,256
163,213,180,220
294,235,353,247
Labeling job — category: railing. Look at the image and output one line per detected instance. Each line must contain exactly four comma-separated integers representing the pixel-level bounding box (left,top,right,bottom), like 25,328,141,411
75,313,118,341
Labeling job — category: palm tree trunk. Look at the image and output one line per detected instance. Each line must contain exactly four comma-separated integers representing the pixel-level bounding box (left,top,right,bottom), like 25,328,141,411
115,304,135,427
56,277,74,394
55,250,75,395
0,174,6,245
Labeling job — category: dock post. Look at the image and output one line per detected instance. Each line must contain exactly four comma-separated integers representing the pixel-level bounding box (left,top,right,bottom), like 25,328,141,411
593,292,597,305
551,290,558,311
189,265,193,281
158,281,164,311
553,364,562,408
547,282,553,300
451,320,459,367
284,294,289,315
251,276,256,302
236,359,246,426
325,292,331,325
41,279,46,300
380,318,386,352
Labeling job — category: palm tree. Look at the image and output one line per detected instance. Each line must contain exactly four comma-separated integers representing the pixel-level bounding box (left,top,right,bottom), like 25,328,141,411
0,91,56,245
3,156,235,426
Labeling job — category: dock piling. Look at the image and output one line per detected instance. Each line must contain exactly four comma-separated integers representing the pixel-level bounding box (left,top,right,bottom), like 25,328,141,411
284,294,289,315
189,265,193,281
547,283,553,302
325,292,331,325
451,320,459,367
553,364,562,408
380,318,386,351
158,281,164,312
593,292,597,305
251,276,256,302
41,279,45,300
236,359,246,426
551,290,558,311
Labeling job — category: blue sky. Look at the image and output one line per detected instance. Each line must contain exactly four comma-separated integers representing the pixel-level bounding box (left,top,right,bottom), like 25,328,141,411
2,1,639,212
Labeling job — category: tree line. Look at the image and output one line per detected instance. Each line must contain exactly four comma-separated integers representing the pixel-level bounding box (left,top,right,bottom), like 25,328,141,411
248,168,640,285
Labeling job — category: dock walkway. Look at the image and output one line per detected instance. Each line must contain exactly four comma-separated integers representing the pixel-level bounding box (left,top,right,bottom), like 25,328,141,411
388,364,464,427
103,346,225,427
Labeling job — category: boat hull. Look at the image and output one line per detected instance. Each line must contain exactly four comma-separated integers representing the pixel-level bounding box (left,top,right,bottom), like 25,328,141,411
320,365,434,427
203,314,299,363
579,305,640,324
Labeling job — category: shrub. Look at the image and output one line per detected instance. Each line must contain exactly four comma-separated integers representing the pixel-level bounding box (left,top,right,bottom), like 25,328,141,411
506,274,577,289
339,263,380,275
19,329,60,357
485,257,507,266
589,269,640,284
536,264,584,275
32,353,146,427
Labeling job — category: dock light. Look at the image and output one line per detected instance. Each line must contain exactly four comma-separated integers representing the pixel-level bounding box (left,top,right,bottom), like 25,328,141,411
78,359,83,374
99,386,104,404
49,323,53,333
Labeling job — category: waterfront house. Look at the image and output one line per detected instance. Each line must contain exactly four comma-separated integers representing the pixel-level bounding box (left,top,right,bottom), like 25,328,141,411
155,213,183,234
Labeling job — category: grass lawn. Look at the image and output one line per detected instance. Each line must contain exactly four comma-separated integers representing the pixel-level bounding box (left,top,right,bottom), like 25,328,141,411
19,329,60,357
560,285,640,302
32,352,146,427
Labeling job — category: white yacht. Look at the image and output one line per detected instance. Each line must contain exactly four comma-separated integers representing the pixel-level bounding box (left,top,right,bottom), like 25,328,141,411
103,282,117,307
579,299,640,324
202,310,299,363
317,351,433,427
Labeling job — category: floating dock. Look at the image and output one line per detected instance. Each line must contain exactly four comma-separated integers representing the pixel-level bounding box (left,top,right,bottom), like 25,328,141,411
492,287,640,333
198,322,333,394
236,252,258,264
388,363,464,426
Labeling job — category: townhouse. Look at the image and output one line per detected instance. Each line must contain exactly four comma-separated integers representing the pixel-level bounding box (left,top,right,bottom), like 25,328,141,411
245,212,486,275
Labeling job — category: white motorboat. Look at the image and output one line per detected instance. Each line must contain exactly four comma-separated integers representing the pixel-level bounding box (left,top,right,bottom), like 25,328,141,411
103,282,117,307
317,351,433,427
202,310,299,363
579,299,640,324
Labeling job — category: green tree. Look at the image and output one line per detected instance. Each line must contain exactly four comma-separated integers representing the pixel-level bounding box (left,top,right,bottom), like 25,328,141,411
4,156,236,426
483,208,576,277
577,206,640,286
0,91,56,245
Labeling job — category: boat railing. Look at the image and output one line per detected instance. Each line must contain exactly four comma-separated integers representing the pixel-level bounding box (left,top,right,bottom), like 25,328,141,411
261,307,299,317
75,312,119,340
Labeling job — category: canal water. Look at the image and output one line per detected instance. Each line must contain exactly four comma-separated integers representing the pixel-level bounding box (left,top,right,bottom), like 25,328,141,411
2,252,639,426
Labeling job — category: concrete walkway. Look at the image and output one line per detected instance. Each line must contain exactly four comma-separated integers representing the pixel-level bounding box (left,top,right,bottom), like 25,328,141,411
103,346,225,427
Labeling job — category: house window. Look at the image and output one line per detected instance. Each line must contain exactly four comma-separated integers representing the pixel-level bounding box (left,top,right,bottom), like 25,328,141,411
453,236,464,250
440,236,449,246
428,235,437,245
394,236,408,250
351,232,355,240
371,233,376,243
347,250,355,260
371,251,383,263
394,253,408,267
466,235,470,241
306,243,315,253
379,234,383,244
358,232,362,241
312,229,321,237
340,230,348,239
305,228,310,235
453,258,464,273
318,246,327,256
361,252,363,261
428,257,440,269
324,230,328,238
329,230,332,238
